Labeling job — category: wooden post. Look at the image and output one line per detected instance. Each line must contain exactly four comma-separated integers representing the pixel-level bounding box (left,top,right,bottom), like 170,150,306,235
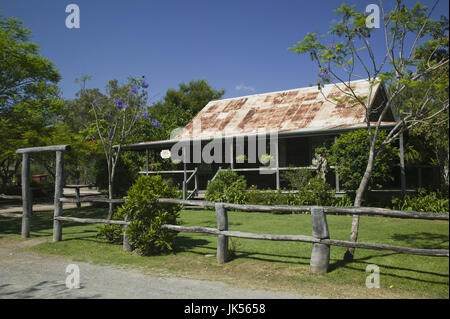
399,131,406,197
310,207,330,275
230,140,234,171
275,140,280,190
215,203,229,264
183,167,187,200
122,215,131,252
53,151,64,242
194,167,198,195
183,147,187,200
75,187,81,209
21,153,31,238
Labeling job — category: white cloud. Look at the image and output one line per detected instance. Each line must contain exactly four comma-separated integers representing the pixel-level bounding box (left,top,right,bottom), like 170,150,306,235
235,84,256,92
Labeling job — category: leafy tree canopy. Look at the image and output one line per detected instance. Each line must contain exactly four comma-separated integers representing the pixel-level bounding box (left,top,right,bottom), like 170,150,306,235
148,79,225,140
0,16,62,189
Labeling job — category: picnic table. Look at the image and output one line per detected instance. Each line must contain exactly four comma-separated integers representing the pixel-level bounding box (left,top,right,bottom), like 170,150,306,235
64,184,95,208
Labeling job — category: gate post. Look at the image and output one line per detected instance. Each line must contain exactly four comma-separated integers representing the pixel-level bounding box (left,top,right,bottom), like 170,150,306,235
310,207,330,274
53,151,64,242
21,153,31,238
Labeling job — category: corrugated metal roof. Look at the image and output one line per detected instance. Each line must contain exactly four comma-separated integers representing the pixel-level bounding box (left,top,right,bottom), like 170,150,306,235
123,79,397,150
174,79,393,140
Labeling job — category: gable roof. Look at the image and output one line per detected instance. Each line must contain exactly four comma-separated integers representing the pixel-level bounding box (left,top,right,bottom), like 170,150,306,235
124,79,397,150
174,78,395,140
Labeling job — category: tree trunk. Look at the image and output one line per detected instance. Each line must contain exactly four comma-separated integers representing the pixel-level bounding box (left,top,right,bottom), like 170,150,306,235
106,155,114,220
344,145,376,261
107,181,114,220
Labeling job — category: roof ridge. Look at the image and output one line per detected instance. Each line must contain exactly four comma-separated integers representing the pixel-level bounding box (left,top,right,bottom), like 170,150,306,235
212,78,372,103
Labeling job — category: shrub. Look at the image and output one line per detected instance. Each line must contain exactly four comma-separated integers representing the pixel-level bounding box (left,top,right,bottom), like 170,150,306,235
281,168,314,190
333,194,354,207
205,169,247,204
94,154,137,197
98,175,182,255
281,169,336,206
321,129,398,191
295,176,336,206
392,189,449,213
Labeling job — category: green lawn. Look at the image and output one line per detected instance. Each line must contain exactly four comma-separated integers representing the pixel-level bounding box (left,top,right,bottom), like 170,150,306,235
0,206,448,298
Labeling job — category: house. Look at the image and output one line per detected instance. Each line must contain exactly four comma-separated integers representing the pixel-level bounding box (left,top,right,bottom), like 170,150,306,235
123,79,414,198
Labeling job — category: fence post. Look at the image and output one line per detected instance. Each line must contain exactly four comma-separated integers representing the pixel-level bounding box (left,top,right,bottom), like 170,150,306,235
21,153,31,238
75,187,81,209
215,203,229,263
310,206,330,275
53,151,64,242
194,168,198,194
123,215,131,252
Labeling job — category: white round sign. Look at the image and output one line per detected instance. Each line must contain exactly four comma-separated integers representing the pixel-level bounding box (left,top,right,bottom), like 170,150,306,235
160,149,171,159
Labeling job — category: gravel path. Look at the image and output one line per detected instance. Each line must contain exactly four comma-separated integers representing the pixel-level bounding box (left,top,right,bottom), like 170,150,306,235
0,239,320,299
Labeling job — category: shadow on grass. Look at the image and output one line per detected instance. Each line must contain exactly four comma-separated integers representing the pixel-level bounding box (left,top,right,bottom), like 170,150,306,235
230,250,311,266
175,242,312,266
172,235,211,253
175,236,448,285
390,232,449,250
3,209,447,287
0,207,110,237
327,251,449,285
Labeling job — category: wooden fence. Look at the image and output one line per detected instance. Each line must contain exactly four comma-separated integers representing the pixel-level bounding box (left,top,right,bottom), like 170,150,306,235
2,192,449,274
1,145,71,238
153,198,449,274
53,196,449,274
1,145,448,274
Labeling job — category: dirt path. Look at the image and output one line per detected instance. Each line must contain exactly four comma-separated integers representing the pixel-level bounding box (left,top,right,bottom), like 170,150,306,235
0,238,320,299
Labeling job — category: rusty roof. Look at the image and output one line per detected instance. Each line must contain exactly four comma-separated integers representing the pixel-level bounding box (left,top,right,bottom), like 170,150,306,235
123,79,397,150
175,79,394,140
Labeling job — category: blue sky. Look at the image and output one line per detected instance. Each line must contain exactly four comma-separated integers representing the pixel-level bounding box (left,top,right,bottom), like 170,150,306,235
1,0,448,103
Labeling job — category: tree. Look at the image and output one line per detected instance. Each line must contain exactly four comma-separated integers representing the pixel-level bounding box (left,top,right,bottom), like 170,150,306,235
31,123,97,184
0,16,61,190
289,1,449,260
394,15,449,190
126,79,225,174
149,79,225,139
76,76,151,219
318,129,398,193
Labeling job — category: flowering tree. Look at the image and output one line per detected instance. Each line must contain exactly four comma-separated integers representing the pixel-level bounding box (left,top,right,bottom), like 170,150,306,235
76,75,160,219
290,1,449,260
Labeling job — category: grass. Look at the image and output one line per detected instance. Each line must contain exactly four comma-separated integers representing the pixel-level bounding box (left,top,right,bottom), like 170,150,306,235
0,205,448,298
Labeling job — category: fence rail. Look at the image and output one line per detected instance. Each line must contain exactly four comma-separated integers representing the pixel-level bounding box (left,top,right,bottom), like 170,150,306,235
2,182,448,274
54,196,131,251
155,198,449,274
54,215,130,226
160,224,449,257
59,197,126,204
0,212,23,218
154,198,449,220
